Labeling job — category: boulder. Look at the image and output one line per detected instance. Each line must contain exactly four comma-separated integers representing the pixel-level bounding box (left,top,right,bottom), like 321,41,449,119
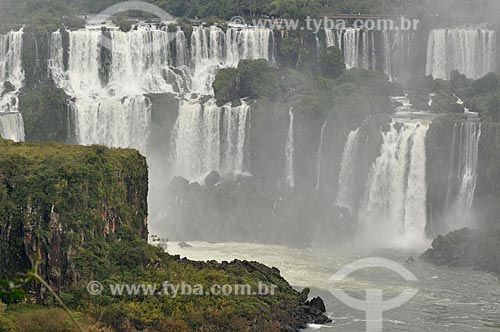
205,171,221,186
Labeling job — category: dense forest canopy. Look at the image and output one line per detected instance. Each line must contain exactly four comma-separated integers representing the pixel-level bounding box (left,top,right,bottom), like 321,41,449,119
1,0,500,29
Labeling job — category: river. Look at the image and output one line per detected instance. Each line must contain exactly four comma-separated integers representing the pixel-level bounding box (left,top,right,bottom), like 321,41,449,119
169,241,500,331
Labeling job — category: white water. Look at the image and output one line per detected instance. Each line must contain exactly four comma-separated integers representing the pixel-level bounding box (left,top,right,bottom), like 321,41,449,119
0,113,25,142
0,30,25,141
326,29,413,81
190,26,273,94
50,28,185,152
426,28,496,80
445,122,481,230
361,121,429,247
383,30,415,82
171,99,250,179
316,121,327,190
49,25,274,179
336,128,361,209
337,29,375,70
284,108,295,188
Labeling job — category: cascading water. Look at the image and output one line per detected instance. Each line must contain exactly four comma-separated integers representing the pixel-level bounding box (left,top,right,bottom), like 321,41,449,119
0,113,25,142
284,108,295,188
0,30,25,141
50,24,273,179
337,28,376,71
171,99,250,180
325,28,413,81
325,29,336,48
382,30,415,82
426,28,496,80
171,26,273,179
444,122,481,230
336,128,361,209
316,121,327,190
361,120,429,246
50,27,188,153
190,26,274,94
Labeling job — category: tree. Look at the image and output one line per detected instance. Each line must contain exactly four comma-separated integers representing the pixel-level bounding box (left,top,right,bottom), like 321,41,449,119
318,46,345,78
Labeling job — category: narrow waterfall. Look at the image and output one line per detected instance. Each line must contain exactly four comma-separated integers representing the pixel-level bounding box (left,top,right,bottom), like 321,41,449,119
50,28,188,153
336,128,361,209
325,29,336,48
0,113,25,142
382,30,414,82
0,30,25,141
316,121,327,190
445,122,481,230
361,121,429,245
172,99,250,179
284,108,295,188
426,28,496,80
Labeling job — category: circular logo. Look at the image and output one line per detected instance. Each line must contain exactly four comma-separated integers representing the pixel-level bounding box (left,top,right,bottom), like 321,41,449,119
229,16,246,26
87,281,104,295
88,1,178,52
328,257,418,332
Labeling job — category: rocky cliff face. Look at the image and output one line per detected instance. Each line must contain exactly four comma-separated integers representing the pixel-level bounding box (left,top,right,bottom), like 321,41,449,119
0,139,148,292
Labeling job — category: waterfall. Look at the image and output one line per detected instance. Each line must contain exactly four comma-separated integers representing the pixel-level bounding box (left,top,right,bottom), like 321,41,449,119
316,121,327,190
170,26,273,178
382,30,414,82
50,28,189,153
361,121,429,245
324,29,413,82
0,113,25,142
284,108,295,188
325,29,336,48
175,28,188,67
445,122,481,230
0,30,25,141
336,127,361,209
190,26,273,94
426,28,496,80
172,99,250,179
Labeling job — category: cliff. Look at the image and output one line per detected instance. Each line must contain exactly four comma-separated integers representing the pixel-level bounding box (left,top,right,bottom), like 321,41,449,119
0,139,330,331
0,139,148,292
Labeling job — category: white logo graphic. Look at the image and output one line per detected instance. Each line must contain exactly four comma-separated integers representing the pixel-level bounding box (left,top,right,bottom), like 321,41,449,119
328,257,418,332
89,1,178,52
87,280,103,295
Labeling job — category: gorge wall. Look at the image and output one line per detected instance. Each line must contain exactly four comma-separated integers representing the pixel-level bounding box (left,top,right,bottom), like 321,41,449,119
2,18,500,245
0,139,148,291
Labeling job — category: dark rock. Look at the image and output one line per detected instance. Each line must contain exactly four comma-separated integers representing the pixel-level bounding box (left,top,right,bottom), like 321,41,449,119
406,256,415,263
205,171,221,186
309,296,326,313
178,241,192,249
2,81,16,94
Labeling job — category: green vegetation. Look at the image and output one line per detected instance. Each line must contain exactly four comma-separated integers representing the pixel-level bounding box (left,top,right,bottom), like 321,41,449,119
213,59,280,106
0,139,148,283
0,0,84,33
212,68,241,106
318,46,345,79
406,72,500,118
19,82,70,142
